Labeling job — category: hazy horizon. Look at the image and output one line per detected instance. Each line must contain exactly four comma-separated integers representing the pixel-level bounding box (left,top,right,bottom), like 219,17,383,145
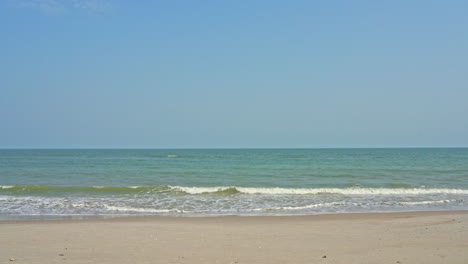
1,147,468,150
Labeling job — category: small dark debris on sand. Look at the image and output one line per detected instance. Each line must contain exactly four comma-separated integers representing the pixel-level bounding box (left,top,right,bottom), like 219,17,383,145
9,259,16,262
322,255,327,258
59,254,65,256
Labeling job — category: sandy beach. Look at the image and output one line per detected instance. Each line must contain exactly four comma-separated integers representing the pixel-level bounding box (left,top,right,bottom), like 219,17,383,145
1,211,467,264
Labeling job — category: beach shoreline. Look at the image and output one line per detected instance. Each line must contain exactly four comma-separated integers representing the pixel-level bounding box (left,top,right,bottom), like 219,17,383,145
1,209,468,223
1,210,467,263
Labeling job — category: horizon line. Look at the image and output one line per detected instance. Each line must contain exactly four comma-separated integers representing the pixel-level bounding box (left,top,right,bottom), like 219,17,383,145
1,147,468,150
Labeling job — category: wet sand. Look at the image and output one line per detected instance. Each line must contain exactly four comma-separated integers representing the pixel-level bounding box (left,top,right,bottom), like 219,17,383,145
1,211,467,264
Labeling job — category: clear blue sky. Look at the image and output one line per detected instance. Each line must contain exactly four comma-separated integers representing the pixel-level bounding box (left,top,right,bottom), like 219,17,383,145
1,0,467,148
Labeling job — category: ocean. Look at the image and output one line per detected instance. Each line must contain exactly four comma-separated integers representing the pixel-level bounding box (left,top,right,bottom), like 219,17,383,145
1,148,467,219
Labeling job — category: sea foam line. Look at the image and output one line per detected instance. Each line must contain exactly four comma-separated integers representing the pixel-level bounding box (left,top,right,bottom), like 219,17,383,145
103,205,175,213
170,186,468,195
399,199,462,205
2,185,468,195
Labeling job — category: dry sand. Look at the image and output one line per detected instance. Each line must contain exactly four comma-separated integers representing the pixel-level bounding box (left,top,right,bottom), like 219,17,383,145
1,211,467,264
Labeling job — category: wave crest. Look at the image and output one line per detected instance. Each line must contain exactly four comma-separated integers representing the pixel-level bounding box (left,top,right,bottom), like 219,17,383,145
1,185,468,196
170,186,468,195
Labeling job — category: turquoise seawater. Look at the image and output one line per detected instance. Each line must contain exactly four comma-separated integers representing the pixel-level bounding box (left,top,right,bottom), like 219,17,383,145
1,149,467,218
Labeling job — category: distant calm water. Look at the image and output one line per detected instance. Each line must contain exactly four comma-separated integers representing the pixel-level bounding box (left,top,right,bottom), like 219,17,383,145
1,149,467,219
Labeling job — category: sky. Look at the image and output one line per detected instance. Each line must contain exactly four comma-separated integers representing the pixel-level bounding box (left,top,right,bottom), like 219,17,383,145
1,0,467,148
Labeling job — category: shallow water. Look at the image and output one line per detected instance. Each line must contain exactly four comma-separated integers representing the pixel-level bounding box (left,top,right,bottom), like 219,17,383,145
1,148,467,218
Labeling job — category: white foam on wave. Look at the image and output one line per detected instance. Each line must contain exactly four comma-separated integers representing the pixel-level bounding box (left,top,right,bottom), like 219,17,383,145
104,205,175,213
170,186,468,195
0,185,14,189
171,186,233,194
250,202,342,211
399,200,458,205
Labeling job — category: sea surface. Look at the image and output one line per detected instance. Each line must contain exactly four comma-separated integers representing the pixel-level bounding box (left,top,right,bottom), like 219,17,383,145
1,148,467,219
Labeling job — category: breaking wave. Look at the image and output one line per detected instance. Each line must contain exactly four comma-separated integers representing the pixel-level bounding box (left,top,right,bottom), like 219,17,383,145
1,185,468,196
172,186,468,195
